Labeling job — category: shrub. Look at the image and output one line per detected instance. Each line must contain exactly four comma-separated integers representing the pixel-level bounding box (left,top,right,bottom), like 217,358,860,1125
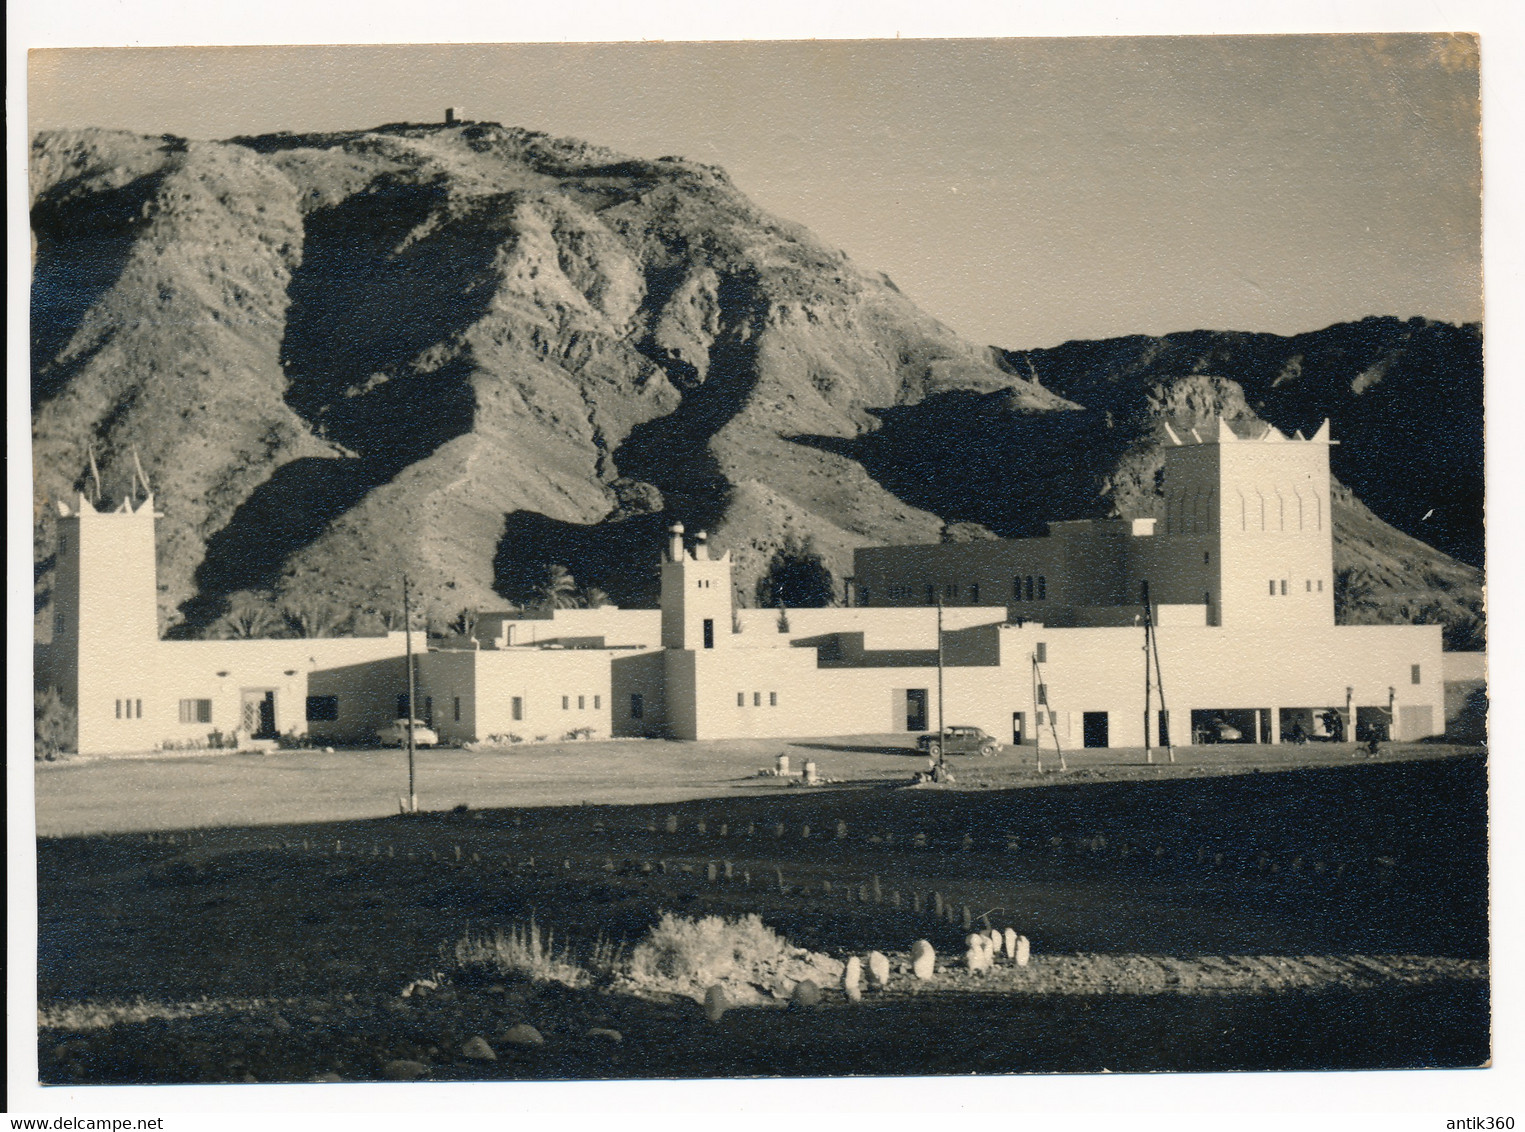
627,913,793,996
452,917,623,987
35,687,76,761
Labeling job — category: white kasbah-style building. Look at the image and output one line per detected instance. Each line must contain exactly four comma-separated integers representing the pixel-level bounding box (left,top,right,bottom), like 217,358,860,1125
38,418,1447,756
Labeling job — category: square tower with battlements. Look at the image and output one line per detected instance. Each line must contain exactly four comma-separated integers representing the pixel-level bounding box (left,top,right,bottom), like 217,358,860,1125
1132,418,1335,629
659,523,736,650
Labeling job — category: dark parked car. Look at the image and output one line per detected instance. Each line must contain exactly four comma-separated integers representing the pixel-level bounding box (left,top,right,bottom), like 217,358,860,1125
917,725,1001,758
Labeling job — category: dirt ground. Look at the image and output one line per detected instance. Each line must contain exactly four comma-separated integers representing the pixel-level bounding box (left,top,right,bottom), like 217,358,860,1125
33,741,1490,1082
31,732,1478,837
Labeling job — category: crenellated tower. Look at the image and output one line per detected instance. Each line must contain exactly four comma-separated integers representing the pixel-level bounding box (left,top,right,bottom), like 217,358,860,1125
1133,418,1335,629
659,522,735,650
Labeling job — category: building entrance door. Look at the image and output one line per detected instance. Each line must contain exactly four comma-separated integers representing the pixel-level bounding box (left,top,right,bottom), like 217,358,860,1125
906,689,928,731
241,689,276,738
1012,711,1025,745
1082,711,1109,748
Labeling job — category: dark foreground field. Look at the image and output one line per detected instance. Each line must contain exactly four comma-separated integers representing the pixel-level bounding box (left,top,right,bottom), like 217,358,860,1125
35,746,1489,1082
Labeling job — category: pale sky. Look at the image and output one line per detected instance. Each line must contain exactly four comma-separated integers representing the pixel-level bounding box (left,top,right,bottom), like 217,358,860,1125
27,35,1482,349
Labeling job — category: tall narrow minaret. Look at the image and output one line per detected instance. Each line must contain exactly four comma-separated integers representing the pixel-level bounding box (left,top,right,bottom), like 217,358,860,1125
659,523,735,650
44,492,163,748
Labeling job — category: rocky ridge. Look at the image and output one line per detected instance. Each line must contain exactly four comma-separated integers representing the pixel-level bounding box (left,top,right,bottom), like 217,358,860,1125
30,122,1482,647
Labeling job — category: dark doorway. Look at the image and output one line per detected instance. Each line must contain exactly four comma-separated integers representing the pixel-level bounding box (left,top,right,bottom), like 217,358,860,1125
1356,706,1392,743
906,688,928,731
1012,711,1025,745
703,618,714,649
1082,711,1109,748
242,689,277,738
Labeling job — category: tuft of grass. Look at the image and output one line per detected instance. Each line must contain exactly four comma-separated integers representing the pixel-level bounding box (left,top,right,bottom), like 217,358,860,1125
452,917,624,987
627,912,793,996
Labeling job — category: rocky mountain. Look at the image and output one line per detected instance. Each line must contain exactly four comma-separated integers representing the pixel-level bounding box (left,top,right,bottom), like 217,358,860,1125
29,122,1483,649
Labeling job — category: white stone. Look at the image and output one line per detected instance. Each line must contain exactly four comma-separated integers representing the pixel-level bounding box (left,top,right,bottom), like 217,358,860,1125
843,956,862,1002
911,940,936,980
501,1023,544,1046
1015,935,1031,967
460,1036,496,1060
867,950,891,989
965,946,993,973
704,984,728,1022
1003,928,1018,960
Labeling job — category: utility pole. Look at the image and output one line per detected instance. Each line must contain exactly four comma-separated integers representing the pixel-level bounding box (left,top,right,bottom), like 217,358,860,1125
1142,581,1173,763
403,573,417,813
935,597,946,778
1143,583,1153,764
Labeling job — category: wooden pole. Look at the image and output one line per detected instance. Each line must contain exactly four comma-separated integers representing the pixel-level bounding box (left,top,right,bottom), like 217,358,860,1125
935,598,946,776
404,573,417,811
1146,584,1174,763
1142,581,1153,765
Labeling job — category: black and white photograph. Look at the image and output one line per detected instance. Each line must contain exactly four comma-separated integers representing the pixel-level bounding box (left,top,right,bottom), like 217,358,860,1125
11,3,1517,1122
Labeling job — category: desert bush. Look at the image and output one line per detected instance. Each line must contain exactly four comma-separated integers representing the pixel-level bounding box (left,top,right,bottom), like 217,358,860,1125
627,913,793,996
452,917,623,987
35,687,76,761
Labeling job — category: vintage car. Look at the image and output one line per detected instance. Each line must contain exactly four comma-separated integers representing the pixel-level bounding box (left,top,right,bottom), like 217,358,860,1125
916,725,1001,758
376,718,438,748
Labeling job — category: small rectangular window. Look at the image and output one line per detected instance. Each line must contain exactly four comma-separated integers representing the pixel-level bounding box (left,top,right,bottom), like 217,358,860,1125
1317,579,1324,592
1036,642,1047,664
944,583,957,600
594,694,601,710
969,583,979,603
512,696,524,721
1306,579,1312,592
562,695,570,710
1203,551,1210,564
305,695,338,722
770,692,778,707
53,612,65,637
578,695,585,710
926,584,936,605
135,699,142,719
1037,683,1048,706
630,693,644,720
1411,664,1422,685
738,692,746,707
115,699,123,720
1270,579,1277,596
1025,576,1034,601
397,693,411,718
1280,579,1287,596
454,697,461,722
1037,575,1046,600
753,692,761,707
178,698,212,724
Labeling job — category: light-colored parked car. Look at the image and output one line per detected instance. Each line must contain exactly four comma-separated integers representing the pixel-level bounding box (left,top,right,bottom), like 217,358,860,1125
376,718,438,748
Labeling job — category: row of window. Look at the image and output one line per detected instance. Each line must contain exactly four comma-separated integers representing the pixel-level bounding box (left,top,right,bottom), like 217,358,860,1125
869,576,1049,605
562,694,602,711
115,698,143,720
1269,578,1325,595
737,691,780,707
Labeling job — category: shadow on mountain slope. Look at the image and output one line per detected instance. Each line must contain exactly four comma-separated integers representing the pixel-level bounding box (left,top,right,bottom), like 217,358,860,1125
30,167,172,404
790,391,1124,537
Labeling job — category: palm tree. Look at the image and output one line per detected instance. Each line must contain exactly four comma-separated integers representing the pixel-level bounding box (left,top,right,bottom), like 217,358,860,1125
579,586,612,610
212,592,284,639
535,564,580,610
282,597,342,638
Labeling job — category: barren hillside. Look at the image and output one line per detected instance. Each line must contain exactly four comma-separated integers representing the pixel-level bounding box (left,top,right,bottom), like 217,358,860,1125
30,122,1482,648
